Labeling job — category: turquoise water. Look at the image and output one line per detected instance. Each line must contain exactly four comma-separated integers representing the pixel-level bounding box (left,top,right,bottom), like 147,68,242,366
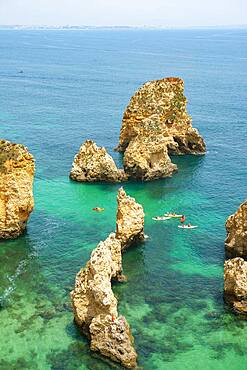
0,29,247,369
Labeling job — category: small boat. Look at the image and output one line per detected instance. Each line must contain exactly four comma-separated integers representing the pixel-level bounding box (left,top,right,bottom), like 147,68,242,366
178,225,198,229
152,216,171,221
164,213,183,218
92,207,105,212
144,234,149,239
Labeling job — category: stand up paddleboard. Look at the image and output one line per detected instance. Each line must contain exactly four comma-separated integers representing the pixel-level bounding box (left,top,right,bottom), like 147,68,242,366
164,213,182,218
152,216,171,221
178,225,198,229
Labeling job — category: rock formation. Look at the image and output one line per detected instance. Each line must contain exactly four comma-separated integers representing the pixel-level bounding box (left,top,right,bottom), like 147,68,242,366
70,140,128,183
224,258,247,314
116,187,145,250
116,78,206,180
71,188,145,367
0,139,35,239
225,200,247,258
123,134,177,181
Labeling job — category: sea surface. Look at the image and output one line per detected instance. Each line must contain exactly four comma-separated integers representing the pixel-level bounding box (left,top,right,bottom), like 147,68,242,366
0,29,247,370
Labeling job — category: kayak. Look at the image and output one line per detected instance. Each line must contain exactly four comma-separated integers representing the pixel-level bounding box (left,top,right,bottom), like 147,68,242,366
152,216,171,221
164,213,183,218
92,207,105,212
178,225,198,229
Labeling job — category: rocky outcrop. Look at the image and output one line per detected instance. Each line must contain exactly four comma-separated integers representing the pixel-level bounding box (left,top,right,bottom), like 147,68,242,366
123,134,177,181
116,187,145,250
71,188,145,368
0,139,35,239
70,140,127,183
116,78,205,180
71,233,137,368
225,200,247,258
224,258,247,314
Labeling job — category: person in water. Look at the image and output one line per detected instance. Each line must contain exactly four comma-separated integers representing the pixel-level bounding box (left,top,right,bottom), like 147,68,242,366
180,215,186,223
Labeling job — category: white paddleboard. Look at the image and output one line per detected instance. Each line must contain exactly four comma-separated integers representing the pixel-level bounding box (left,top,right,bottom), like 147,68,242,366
178,225,198,229
164,214,182,218
152,216,171,221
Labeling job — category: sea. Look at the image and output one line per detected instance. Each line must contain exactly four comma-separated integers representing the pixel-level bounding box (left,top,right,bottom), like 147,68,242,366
0,29,247,370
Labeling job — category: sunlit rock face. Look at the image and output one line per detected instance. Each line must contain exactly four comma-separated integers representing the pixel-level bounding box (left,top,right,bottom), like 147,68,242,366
70,140,128,183
224,257,247,314
0,139,35,239
225,200,247,258
123,134,177,181
71,234,137,368
116,78,205,180
116,187,145,250
71,187,145,368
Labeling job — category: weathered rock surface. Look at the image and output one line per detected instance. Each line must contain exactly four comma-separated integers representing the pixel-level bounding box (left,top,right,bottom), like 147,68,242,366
116,187,145,250
116,78,205,180
123,134,177,181
0,139,35,239
224,258,247,314
70,140,127,183
71,188,145,368
71,233,137,368
225,200,247,258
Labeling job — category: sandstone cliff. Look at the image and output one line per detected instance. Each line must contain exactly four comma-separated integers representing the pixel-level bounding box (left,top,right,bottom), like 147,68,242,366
71,188,145,367
116,78,205,180
70,140,127,183
225,200,247,258
224,258,247,314
0,139,35,239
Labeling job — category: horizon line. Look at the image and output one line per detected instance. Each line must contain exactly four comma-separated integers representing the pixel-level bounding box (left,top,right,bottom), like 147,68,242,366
0,24,247,30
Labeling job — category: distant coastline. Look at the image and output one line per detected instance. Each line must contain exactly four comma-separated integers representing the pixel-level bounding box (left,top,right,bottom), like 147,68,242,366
0,24,247,31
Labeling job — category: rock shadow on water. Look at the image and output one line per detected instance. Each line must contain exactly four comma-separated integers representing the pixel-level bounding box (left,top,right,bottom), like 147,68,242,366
47,341,119,370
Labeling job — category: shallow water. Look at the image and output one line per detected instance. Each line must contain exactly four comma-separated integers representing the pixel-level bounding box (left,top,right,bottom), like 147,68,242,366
0,29,247,369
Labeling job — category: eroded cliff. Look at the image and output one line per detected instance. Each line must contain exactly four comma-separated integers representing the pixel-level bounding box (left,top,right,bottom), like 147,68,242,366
116,78,205,180
0,139,35,239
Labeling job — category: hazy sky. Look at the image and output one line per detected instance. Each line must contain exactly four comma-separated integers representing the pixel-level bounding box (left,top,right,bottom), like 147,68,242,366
0,0,246,27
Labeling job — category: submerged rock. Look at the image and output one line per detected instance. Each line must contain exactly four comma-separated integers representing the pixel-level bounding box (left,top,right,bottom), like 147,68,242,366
225,200,247,258
70,140,127,183
0,139,35,239
224,258,247,314
116,78,205,180
71,188,145,367
116,187,145,250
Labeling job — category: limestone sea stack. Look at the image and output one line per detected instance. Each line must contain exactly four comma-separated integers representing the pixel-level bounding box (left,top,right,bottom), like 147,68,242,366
70,140,128,183
71,188,145,368
225,200,247,258
71,234,137,368
0,139,35,239
123,134,177,181
116,187,145,250
224,258,247,314
116,78,206,180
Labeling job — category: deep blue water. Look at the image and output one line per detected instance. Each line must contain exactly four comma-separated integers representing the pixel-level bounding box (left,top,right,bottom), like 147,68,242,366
0,29,247,370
